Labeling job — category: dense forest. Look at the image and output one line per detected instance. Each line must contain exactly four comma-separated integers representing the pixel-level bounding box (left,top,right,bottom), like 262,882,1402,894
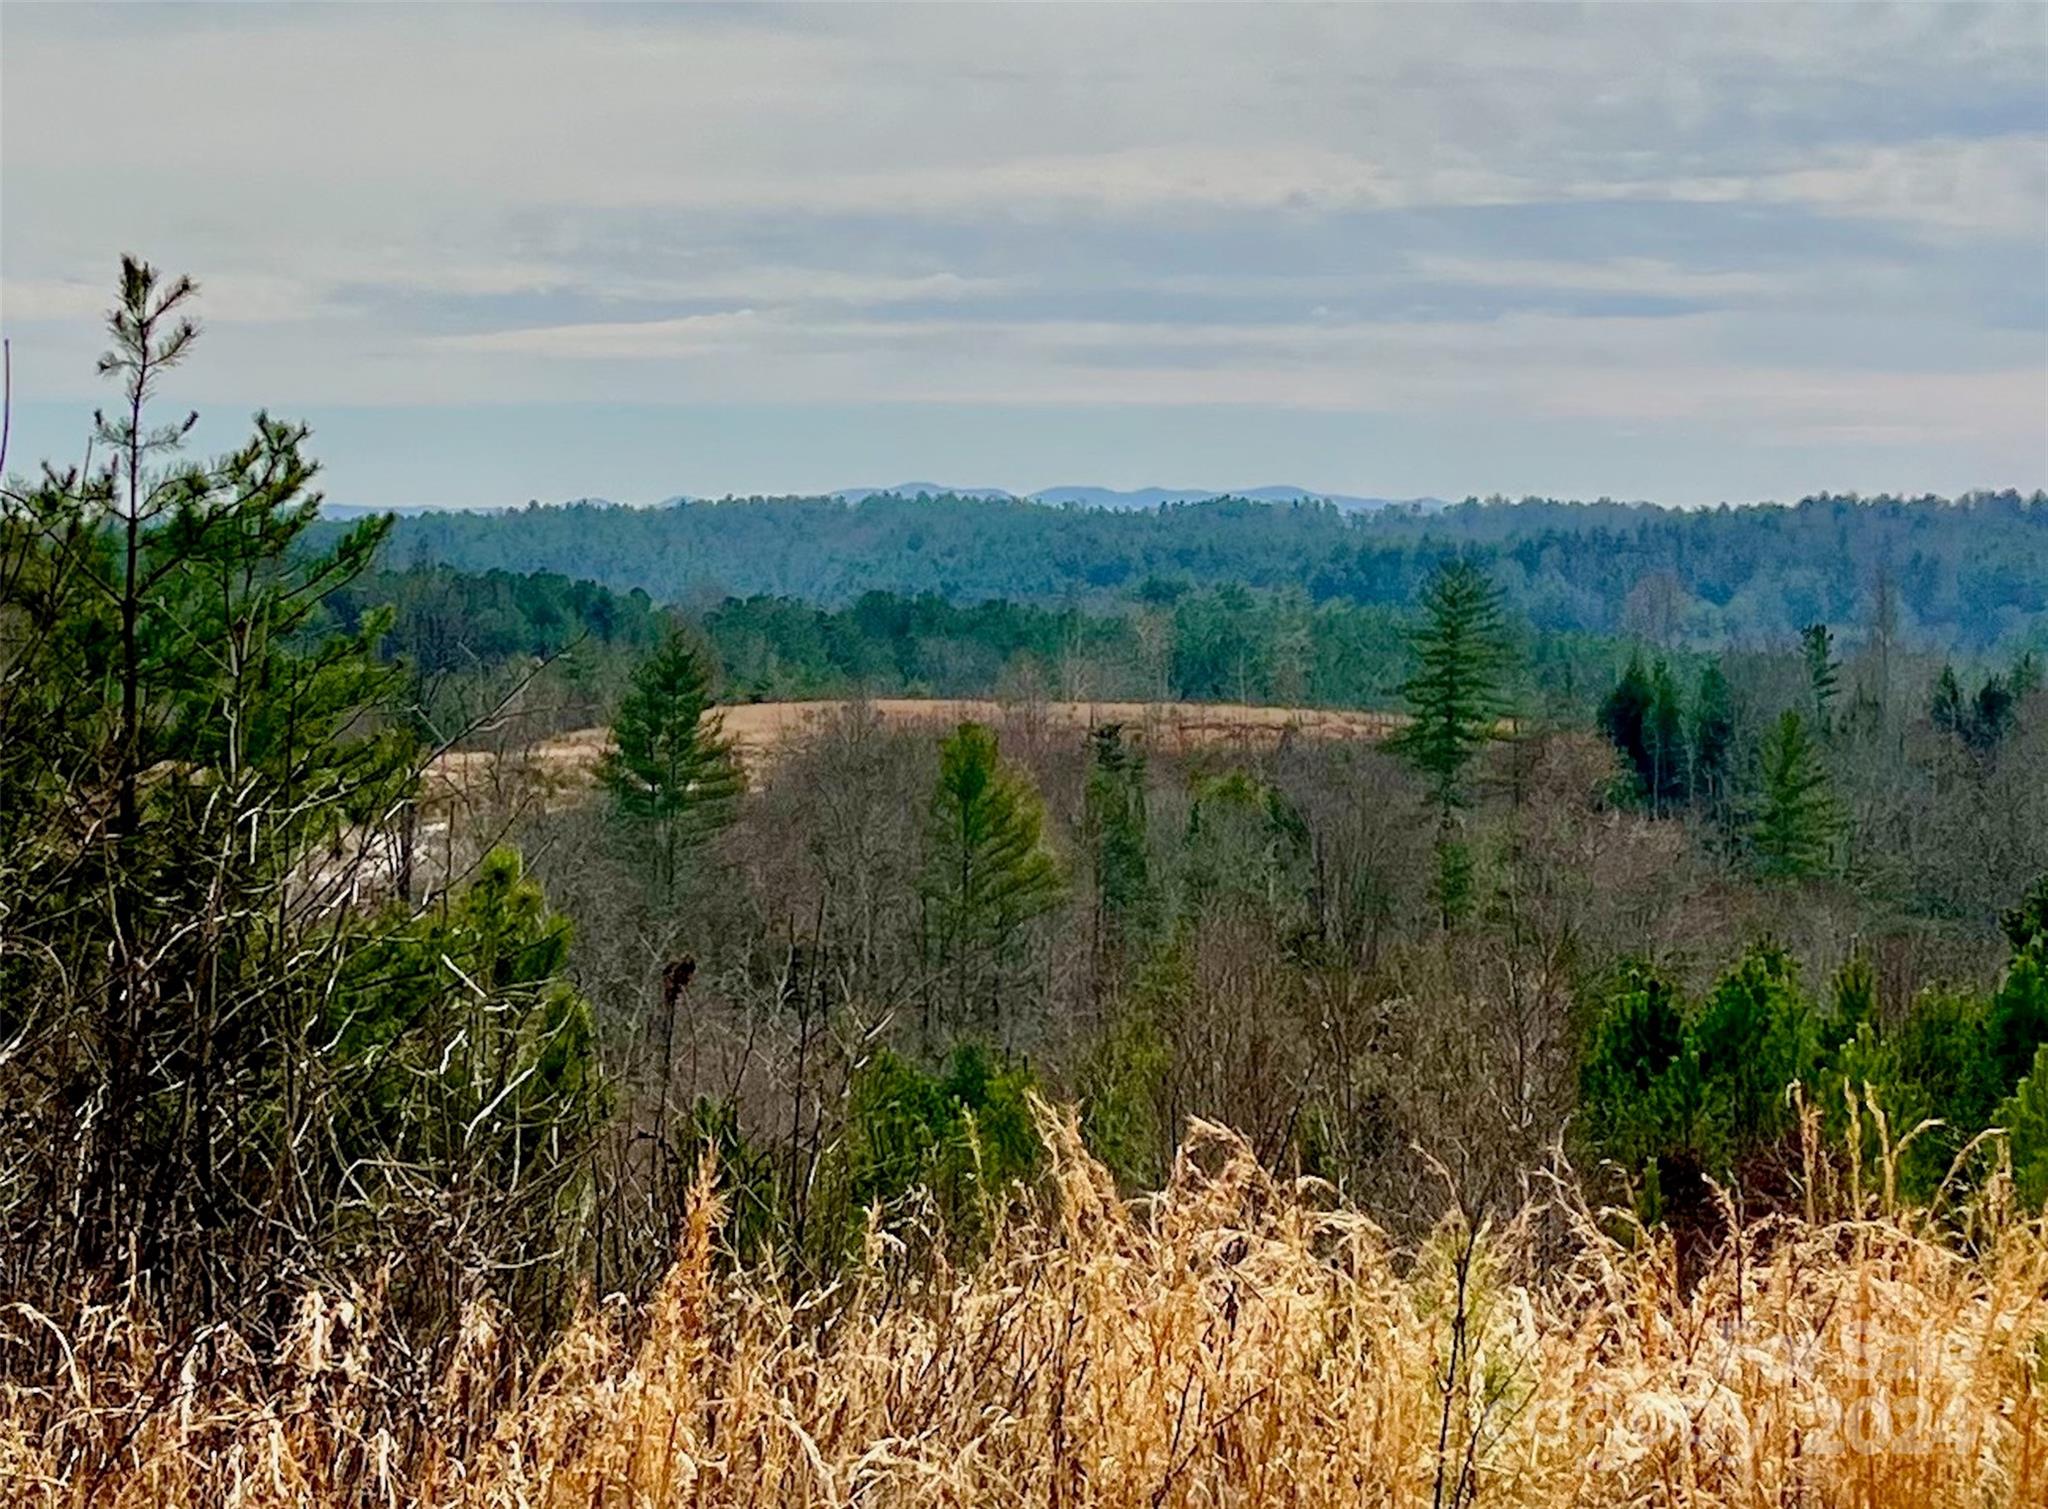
323,564,1632,733
363,486,2048,653
6,263,2047,1500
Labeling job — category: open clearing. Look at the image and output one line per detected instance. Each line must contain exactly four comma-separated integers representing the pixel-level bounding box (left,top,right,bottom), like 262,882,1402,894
429,698,1406,795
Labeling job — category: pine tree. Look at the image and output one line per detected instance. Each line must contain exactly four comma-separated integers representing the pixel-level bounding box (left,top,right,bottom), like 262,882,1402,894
1579,965,1700,1174
1390,558,1511,925
1801,623,1840,736
1598,653,1653,797
1689,661,1735,821
1645,658,1688,814
1997,1044,2048,1209
2012,651,2043,701
600,628,744,901
921,722,1064,1032
1690,946,1820,1168
1750,709,1840,879
1083,723,1153,965
1933,662,2025,755
0,259,475,1315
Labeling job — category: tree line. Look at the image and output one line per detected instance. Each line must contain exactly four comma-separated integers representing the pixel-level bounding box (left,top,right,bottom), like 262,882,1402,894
352,484,2048,652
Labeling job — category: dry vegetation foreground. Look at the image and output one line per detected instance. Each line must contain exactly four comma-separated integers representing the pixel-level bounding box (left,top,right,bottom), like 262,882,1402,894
8,1106,2043,1508
430,698,1407,795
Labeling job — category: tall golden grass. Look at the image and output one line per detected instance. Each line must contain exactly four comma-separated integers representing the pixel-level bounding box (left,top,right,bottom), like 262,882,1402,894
5,1100,2043,1507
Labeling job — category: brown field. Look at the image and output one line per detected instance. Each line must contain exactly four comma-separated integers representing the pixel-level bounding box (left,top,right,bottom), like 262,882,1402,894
430,698,1408,796
9,1104,2043,1507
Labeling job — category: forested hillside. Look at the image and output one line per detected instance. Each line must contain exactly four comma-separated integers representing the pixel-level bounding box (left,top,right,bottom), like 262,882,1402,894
368,488,2048,652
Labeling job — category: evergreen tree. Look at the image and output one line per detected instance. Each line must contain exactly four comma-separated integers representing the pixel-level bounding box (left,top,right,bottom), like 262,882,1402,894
42,262,412,1283
1750,710,1840,879
921,722,1064,1032
1598,653,1653,797
0,259,605,1325
1689,661,1736,820
1579,965,1700,1174
1801,623,1840,736
1996,1045,2048,1209
1986,884,2048,1092
1083,723,1153,964
1931,663,1968,741
1390,558,1511,925
2012,651,2043,701
599,627,744,901
1932,662,2024,755
1645,658,1687,814
1689,947,1820,1169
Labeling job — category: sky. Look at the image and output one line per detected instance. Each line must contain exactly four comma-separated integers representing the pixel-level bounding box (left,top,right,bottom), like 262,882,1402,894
2,1,2045,509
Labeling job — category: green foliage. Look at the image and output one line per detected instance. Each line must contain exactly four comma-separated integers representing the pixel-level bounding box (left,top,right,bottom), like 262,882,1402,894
1858,881,2048,1195
1689,948,1820,1167
835,1045,1041,1248
326,562,1657,724
921,722,1064,1029
1084,724,1155,958
1579,965,1701,1173
1077,1005,1175,1192
327,848,607,1286
1581,879,2048,1212
701,585,1574,711
1645,659,1687,812
330,563,663,671
325,562,665,739
1597,654,1653,798
1802,623,1840,734
0,259,438,1310
1996,1045,2048,1209
1890,989,2006,1139
1600,653,1688,812
1581,948,1818,1186
1390,558,1512,818
1391,559,1511,928
1690,662,1735,817
1985,947,2048,1092
1826,954,1878,1052
663,1047,1045,1270
1932,656,2033,755
600,628,744,898
375,489,2048,655
1750,710,1840,879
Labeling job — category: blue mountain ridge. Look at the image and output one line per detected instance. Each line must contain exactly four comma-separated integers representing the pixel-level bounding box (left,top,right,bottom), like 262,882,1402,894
321,486,1447,516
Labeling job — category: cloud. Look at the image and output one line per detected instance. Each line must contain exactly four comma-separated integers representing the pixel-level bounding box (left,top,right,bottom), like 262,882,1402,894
1,273,336,325
1648,136,2048,238
435,309,767,359
2,2,2041,500
1406,256,1783,301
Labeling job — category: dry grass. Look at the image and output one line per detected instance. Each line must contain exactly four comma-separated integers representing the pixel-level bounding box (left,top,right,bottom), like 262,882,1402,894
5,1102,2042,1507
428,698,1409,795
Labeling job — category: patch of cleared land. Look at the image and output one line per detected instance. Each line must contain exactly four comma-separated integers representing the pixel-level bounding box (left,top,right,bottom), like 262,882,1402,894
430,698,1406,796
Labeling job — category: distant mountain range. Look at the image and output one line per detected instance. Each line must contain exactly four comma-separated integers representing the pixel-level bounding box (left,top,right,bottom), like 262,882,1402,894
822,483,1444,513
322,485,1447,518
